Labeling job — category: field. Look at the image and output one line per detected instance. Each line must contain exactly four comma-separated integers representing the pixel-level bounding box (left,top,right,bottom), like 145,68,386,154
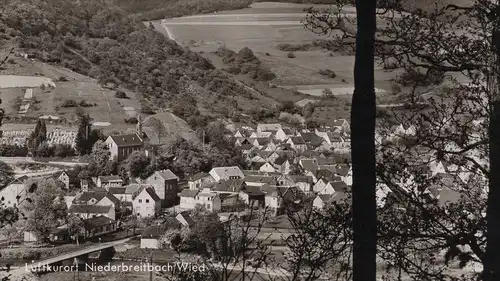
161,2,403,100
0,53,146,134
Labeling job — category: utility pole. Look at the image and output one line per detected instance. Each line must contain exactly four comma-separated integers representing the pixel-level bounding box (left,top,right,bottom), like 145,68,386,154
149,251,154,281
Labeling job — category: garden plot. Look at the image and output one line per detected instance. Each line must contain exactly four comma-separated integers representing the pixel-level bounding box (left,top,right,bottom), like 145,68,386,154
0,75,55,89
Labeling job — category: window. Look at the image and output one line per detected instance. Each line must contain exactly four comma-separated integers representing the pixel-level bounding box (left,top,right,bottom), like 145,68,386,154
138,199,142,203
146,199,150,203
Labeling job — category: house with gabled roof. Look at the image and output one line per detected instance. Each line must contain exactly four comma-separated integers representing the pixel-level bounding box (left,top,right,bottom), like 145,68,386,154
210,166,245,182
188,172,215,190
275,128,295,141
317,181,349,195
252,138,271,148
54,170,70,190
259,162,277,173
286,136,307,153
299,132,325,147
299,158,319,173
132,187,161,217
97,175,123,190
263,140,278,152
145,169,179,207
260,185,291,209
0,176,33,209
179,189,199,210
239,186,265,206
194,187,221,212
105,133,144,162
332,119,350,133
69,204,115,220
313,192,350,209
245,175,277,187
212,179,246,194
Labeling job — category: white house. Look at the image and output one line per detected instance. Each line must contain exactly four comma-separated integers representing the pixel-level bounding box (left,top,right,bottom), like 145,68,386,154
188,173,215,190
105,133,144,162
0,176,31,208
209,166,245,182
259,162,276,173
195,188,222,212
286,137,307,153
318,181,349,195
179,189,200,210
69,204,116,220
55,171,70,189
145,169,179,206
132,187,161,217
332,119,350,133
275,128,295,141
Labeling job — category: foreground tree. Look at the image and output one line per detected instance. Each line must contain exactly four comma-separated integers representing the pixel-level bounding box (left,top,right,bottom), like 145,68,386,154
304,1,500,280
350,1,377,281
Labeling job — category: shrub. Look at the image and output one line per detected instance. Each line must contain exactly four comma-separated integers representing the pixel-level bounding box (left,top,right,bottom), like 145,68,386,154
141,104,155,115
319,69,337,78
322,88,334,98
60,99,78,108
54,144,75,157
277,43,311,52
115,90,128,99
57,76,68,82
0,144,29,156
124,117,138,124
78,100,95,107
35,143,55,157
287,52,296,58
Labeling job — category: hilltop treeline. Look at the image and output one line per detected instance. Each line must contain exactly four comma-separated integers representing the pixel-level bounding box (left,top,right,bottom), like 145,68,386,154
114,0,253,21
0,0,275,118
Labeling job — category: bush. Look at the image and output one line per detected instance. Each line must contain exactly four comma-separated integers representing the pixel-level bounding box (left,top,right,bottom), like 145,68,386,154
35,143,55,157
287,52,296,58
319,69,337,78
124,117,138,124
54,144,75,157
141,104,155,114
57,76,68,82
277,43,311,52
0,144,29,156
115,90,128,99
78,100,95,107
60,99,78,108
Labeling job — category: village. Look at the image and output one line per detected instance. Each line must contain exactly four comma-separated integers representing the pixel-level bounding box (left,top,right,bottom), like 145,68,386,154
0,114,468,255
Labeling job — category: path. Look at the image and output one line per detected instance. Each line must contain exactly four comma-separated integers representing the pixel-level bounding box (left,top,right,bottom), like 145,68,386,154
0,157,88,167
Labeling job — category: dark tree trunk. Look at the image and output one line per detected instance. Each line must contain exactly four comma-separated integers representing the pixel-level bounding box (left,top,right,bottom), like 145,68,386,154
485,13,500,281
351,1,377,281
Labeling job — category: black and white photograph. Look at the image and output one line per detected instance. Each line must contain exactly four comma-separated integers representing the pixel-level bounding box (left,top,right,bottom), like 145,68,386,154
0,0,498,281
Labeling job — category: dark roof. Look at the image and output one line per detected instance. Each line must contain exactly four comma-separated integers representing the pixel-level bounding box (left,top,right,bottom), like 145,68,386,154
143,187,161,201
213,179,246,192
189,172,209,182
109,134,143,147
153,169,179,181
109,187,127,194
290,175,313,184
84,216,116,229
327,132,344,142
301,159,319,172
74,191,119,205
241,186,265,196
176,212,195,227
335,164,350,176
281,128,293,135
240,143,254,151
254,138,271,146
98,175,123,183
179,189,199,198
288,136,306,145
261,185,289,197
69,204,112,214
300,132,323,144
329,181,349,192
317,158,336,165
315,169,338,181
274,156,290,166
244,175,277,184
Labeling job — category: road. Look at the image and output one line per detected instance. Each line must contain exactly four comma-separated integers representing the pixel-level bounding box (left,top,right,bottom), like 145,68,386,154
0,157,88,167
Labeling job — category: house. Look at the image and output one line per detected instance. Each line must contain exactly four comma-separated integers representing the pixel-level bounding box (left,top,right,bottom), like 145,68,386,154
263,141,278,152
132,187,161,217
145,169,179,207
176,212,195,228
323,133,346,148
257,123,282,134
105,133,144,161
299,132,325,147
54,171,70,189
209,166,245,182
260,185,292,210
179,189,199,210
80,179,90,191
84,216,118,238
239,186,265,207
275,128,295,141
188,172,215,190
245,175,277,187
290,175,313,194
332,119,350,133
195,188,222,212
212,179,246,194
259,162,276,173
299,158,319,173
219,193,239,206
275,157,292,174
286,137,307,153
317,181,349,195
0,176,32,208
250,131,273,139
314,128,329,139
252,138,271,148
69,204,115,220
73,191,120,209
97,175,123,189
312,192,350,209
108,187,131,202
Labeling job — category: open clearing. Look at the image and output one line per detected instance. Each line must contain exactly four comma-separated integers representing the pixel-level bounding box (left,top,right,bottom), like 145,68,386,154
0,75,55,88
161,2,403,96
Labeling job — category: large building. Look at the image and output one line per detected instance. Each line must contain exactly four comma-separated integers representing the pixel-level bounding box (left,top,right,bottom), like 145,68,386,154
105,133,144,161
